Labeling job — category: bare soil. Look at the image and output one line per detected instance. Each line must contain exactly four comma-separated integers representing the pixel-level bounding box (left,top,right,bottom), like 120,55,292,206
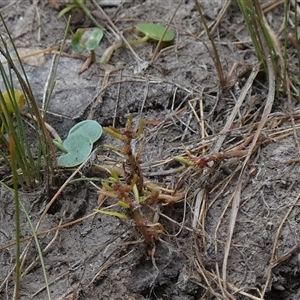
1,1,300,299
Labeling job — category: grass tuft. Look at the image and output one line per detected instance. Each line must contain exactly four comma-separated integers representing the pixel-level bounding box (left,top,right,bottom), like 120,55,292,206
0,13,56,190
237,0,283,92
0,11,60,298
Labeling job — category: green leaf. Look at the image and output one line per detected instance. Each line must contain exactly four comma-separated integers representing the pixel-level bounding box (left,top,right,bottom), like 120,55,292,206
68,120,102,142
57,134,92,167
0,89,26,114
57,120,102,167
72,28,86,53
118,201,130,209
72,28,104,53
135,23,175,42
85,28,104,51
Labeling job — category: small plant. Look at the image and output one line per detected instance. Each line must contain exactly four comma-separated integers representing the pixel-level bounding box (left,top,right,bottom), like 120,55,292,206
54,120,102,167
58,0,105,33
57,0,86,18
100,23,175,64
96,115,185,244
72,27,103,73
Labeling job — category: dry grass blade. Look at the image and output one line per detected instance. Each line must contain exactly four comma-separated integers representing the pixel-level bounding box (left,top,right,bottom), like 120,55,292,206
261,191,300,298
209,0,232,35
221,10,276,298
0,211,98,251
284,1,300,153
151,0,182,62
194,0,225,87
212,63,260,153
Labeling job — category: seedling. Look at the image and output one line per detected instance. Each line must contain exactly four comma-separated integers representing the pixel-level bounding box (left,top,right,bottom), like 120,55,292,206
57,0,86,18
135,23,175,43
100,23,175,64
58,0,107,42
96,115,185,244
72,27,103,73
54,120,102,167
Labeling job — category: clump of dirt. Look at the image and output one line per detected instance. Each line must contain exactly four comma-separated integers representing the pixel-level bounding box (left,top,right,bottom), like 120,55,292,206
1,1,300,299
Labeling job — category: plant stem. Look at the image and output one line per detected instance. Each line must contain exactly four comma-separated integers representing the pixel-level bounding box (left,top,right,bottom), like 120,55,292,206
100,35,149,64
194,0,225,87
53,139,68,153
78,50,95,74
91,49,96,62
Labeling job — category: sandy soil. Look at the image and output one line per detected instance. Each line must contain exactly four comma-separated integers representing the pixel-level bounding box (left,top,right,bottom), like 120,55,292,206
1,1,300,299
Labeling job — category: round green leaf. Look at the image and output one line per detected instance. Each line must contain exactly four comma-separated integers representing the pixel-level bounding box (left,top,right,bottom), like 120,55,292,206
72,28,103,53
135,23,175,42
72,28,86,53
58,134,92,167
68,120,102,143
85,28,103,51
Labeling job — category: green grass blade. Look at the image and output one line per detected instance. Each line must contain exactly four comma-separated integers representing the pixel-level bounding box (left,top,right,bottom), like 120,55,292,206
0,180,51,300
237,0,282,93
0,11,56,188
8,136,21,299
19,200,51,300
